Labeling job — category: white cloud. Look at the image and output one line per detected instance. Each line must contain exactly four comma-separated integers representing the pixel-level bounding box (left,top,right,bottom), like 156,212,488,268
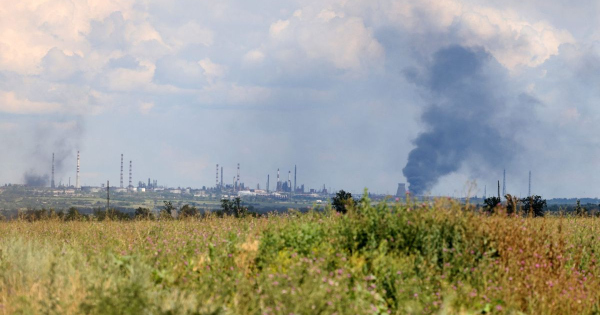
269,20,290,37
0,91,62,114
369,0,574,69
243,49,265,65
267,7,384,72
198,58,226,80
0,1,135,74
164,21,214,50
139,101,154,115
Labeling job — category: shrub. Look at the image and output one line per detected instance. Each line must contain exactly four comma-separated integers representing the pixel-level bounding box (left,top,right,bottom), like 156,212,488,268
134,207,154,220
179,205,198,218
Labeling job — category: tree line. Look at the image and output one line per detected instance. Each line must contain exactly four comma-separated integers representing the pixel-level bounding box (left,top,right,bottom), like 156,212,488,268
13,197,258,221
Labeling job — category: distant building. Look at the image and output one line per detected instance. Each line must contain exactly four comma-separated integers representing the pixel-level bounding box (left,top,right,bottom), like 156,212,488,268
396,183,406,197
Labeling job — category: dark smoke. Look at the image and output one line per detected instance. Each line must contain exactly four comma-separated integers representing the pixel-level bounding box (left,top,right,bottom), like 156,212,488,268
403,45,516,195
22,118,84,186
24,171,49,187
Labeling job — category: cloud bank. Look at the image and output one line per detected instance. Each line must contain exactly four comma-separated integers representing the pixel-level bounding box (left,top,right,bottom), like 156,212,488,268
0,0,597,197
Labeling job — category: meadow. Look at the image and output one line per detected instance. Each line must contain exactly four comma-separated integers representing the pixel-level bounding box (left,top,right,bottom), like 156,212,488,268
0,196,599,314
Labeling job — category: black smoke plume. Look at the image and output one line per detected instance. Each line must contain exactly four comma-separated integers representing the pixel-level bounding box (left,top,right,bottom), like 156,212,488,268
22,119,84,186
24,171,49,187
403,45,516,195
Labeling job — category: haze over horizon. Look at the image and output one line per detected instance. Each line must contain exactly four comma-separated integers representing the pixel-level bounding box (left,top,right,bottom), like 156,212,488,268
0,0,599,198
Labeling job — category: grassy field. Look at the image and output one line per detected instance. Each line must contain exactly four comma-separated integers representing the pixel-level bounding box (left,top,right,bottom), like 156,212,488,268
1,197,600,314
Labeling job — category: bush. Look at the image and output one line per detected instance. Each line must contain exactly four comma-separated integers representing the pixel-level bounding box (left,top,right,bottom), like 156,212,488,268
179,205,199,218
331,190,356,214
134,207,154,220
521,195,546,217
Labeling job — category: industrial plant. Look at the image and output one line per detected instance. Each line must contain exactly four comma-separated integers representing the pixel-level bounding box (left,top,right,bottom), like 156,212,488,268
5,151,340,208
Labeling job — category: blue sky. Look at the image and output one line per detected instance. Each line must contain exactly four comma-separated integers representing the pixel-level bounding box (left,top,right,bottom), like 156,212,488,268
0,0,599,197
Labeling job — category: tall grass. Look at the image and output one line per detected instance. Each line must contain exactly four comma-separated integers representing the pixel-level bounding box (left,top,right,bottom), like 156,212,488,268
1,198,600,314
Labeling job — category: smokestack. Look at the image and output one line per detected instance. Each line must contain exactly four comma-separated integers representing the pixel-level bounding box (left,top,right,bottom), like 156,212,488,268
51,153,55,188
502,169,506,197
76,151,80,189
528,171,531,197
267,174,270,193
237,163,240,191
129,160,132,190
288,171,291,192
216,164,219,188
497,180,500,200
277,168,280,191
120,154,124,188
220,167,223,188
294,165,297,192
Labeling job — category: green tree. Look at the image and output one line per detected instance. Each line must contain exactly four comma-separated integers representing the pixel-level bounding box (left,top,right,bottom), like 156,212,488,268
160,201,175,219
65,207,82,221
332,190,355,214
483,196,501,213
575,199,586,216
220,197,247,217
134,207,154,220
179,204,199,218
521,195,547,217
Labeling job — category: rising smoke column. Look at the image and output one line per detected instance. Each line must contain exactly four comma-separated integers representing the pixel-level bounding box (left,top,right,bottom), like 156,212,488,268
22,119,84,186
403,45,516,195
24,172,49,187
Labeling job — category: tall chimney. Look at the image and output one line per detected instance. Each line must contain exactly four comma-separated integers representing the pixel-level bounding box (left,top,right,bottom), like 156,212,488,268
288,171,291,192
267,174,270,193
294,165,297,192
237,163,240,190
220,167,223,188
216,164,219,188
129,160,132,190
528,171,532,197
497,180,500,200
277,168,280,191
120,154,124,188
51,153,55,188
76,151,80,189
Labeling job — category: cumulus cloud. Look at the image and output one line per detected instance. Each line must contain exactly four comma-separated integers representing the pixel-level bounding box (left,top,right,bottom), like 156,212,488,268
266,7,384,72
0,0,595,196
0,91,62,114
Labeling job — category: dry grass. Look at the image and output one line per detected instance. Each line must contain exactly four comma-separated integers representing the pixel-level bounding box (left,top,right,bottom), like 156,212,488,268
0,200,600,314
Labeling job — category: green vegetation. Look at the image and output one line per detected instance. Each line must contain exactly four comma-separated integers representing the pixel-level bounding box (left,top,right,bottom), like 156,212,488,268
1,194,600,314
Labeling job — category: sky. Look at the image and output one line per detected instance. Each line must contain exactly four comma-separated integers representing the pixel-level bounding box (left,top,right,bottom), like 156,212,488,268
0,0,599,198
